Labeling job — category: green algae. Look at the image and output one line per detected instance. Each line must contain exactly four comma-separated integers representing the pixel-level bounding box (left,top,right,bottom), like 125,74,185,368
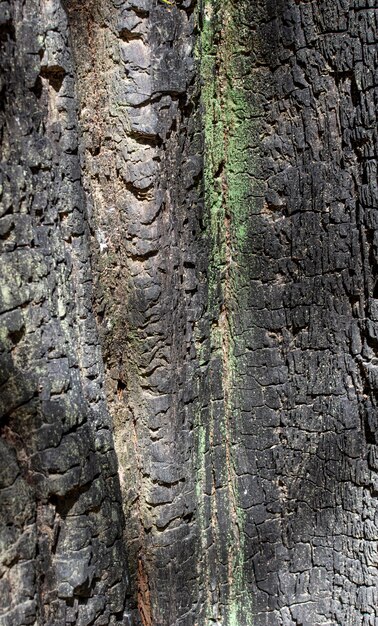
195,0,262,623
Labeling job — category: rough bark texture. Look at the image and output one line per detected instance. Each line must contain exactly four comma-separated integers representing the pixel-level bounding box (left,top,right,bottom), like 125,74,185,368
0,1,130,623
200,1,378,624
1,0,378,625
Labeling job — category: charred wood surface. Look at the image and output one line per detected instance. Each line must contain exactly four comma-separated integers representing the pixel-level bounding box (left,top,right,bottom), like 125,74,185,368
1,0,377,625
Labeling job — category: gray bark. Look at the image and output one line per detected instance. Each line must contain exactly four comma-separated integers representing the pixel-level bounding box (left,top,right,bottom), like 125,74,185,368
0,1,129,623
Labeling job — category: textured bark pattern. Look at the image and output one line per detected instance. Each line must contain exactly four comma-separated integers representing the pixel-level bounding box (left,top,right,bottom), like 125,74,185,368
63,1,201,624
1,0,378,625
219,1,378,624
187,0,378,622
0,1,129,624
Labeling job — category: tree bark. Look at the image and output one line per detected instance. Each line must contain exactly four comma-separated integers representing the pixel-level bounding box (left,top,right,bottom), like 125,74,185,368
1,0,378,625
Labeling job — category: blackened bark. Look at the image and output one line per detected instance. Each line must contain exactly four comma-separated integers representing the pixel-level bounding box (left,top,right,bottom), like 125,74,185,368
229,1,378,623
0,1,129,624
1,0,378,625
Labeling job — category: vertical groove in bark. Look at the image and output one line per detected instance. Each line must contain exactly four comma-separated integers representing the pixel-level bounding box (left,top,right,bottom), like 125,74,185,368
196,1,260,622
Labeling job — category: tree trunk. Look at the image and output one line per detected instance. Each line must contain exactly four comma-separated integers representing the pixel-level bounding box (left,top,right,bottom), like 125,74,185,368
1,0,377,625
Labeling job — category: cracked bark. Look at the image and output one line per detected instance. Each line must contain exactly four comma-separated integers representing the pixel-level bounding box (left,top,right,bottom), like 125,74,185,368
1,0,378,625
